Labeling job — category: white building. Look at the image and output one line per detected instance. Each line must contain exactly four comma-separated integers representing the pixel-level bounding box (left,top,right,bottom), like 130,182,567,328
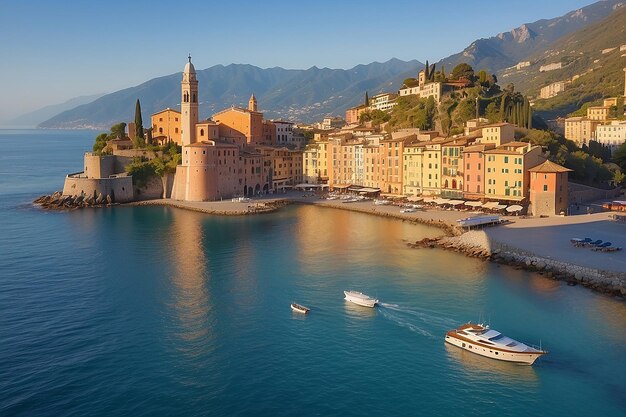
540,81,566,99
539,62,562,72
399,82,442,102
369,92,398,111
273,120,294,147
595,121,626,152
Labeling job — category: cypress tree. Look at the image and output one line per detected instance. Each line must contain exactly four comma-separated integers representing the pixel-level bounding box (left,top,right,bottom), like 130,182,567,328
424,60,429,81
134,99,144,140
365,91,369,106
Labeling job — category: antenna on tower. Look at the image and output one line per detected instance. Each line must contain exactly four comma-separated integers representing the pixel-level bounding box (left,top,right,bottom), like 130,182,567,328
188,53,192,63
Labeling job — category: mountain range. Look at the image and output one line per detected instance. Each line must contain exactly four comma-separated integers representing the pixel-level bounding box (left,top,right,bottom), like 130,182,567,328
32,0,625,129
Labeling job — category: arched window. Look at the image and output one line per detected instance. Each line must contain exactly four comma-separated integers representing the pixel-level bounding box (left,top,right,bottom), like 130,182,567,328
192,93,197,103
159,127,163,134
452,179,457,189
444,179,449,188
200,129,204,136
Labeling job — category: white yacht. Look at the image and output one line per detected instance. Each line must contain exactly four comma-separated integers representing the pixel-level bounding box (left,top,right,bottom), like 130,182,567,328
344,291,378,308
445,323,547,365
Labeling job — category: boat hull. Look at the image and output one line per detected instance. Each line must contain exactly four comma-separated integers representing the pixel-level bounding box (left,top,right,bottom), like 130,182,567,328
290,303,309,314
445,334,544,365
343,291,377,308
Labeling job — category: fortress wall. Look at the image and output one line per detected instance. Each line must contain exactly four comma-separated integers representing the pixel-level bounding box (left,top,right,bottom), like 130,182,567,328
63,175,134,203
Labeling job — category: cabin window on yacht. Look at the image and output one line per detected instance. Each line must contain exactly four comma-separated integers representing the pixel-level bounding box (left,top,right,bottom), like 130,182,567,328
489,334,506,341
495,352,499,355
462,343,465,348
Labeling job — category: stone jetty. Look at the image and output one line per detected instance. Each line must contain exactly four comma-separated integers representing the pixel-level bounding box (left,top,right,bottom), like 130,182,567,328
34,191,116,210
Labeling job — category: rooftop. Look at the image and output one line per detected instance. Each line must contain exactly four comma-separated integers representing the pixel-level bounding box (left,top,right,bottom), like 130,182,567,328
528,159,572,173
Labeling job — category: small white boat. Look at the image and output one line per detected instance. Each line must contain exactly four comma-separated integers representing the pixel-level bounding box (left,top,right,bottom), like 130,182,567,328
400,207,416,213
373,199,391,205
445,323,547,365
344,290,378,308
290,302,310,314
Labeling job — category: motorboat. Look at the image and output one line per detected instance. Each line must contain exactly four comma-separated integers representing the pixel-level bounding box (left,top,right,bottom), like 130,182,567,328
400,207,416,213
445,323,547,365
343,290,378,308
290,302,310,314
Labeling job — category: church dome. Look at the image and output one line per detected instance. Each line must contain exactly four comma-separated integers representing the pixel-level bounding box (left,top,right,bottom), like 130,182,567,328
184,55,196,74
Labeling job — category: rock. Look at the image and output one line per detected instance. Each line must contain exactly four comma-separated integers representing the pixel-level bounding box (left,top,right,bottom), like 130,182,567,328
536,261,546,270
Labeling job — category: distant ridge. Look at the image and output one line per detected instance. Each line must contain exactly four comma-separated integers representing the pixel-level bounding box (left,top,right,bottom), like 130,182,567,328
39,59,422,129
7,94,104,128
436,0,623,76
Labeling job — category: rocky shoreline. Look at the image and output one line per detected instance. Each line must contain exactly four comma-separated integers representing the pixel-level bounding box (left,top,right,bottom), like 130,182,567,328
410,232,626,298
34,191,116,210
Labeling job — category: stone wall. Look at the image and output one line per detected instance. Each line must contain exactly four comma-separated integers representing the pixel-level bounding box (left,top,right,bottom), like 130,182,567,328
569,183,621,204
62,174,134,203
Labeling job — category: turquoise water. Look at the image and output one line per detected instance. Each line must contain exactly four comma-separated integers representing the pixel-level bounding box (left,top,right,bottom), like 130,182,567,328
1,130,626,416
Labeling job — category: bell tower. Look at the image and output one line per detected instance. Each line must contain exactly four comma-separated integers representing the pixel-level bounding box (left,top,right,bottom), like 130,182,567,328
248,93,257,112
181,55,199,146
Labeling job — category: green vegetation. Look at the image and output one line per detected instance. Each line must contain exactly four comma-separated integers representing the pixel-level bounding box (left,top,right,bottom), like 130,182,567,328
516,128,613,186
92,122,126,154
359,109,391,126
387,96,436,130
134,99,145,147
125,142,181,187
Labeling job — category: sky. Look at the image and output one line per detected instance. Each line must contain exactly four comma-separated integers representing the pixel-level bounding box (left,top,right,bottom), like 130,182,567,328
0,0,597,123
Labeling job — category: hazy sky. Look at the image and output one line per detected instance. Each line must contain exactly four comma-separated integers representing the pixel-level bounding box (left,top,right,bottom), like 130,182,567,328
0,0,595,122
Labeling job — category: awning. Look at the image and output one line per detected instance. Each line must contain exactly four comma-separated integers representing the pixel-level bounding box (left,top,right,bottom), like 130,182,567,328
506,204,523,212
423,197,437,203
359,187,380,193
482,201,500,209
464,201,482,207
434,198,451,205
407,196,423,202
493,204,508,210
333,184,351,189
294,183,322,189
448,199,465,206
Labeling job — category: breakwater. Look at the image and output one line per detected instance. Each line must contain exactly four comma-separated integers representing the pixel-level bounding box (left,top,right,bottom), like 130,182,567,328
411,231,626,297
34,190,117,210
130,198,291,215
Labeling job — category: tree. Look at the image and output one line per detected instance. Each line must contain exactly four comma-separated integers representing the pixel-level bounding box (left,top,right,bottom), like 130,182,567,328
485,102,500,123
451,63,475,81
110,122,126,139
613,141,626,171
424,60,430,81
364,91,369,106
134,99,144,141
614,170,626,187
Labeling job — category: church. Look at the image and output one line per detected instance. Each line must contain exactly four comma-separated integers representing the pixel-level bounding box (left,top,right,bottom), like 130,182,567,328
167,57,302,201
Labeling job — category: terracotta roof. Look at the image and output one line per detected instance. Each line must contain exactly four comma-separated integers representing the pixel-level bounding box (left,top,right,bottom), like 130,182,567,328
463,143,496,153
152,108,181,116
528,159,572,173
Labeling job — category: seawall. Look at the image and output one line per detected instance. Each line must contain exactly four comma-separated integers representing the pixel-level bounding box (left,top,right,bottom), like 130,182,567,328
411,231,626,297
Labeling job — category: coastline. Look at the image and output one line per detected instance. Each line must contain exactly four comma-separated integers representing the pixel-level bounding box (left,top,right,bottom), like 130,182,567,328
51,192,626,298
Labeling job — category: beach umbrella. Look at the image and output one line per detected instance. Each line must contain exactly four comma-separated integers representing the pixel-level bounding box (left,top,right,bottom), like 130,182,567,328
434,198,451,205
493,204,508,210
448,199,465,206
464,201,482,207
506,204,523,213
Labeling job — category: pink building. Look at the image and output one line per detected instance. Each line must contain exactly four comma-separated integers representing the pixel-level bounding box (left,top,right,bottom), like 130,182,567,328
463,143,494,201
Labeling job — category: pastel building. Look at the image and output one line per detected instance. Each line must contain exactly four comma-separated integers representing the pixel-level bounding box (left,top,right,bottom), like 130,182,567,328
484,142,544,202
441,137,477,198
528,160,571,216
152,108,181,145
463,143,495,201
403,143,425,196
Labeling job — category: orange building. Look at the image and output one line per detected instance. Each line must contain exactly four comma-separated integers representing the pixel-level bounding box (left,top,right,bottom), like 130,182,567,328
213,106,264,147
529,160,571,216
152,108,182,145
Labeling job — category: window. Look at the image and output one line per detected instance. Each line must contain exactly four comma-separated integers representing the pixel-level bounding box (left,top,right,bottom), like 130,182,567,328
543,184,548,192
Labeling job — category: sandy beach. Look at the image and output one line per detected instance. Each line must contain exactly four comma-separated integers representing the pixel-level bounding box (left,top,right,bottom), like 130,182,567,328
131,192,626,277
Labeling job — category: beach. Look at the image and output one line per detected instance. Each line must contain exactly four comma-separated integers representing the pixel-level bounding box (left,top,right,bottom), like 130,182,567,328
129,192,626,296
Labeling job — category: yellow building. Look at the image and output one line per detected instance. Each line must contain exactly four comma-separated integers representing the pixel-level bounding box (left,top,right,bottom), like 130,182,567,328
403,143,425,196
564,117,602,146
478,123,515,146
151,108,181,145
484,142,544,202
587,106,610,121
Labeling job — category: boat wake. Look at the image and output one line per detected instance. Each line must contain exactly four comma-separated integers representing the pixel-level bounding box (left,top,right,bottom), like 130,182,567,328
378,302,457,337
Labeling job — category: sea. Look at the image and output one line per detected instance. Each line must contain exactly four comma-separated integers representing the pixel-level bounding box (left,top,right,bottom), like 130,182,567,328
1,129,625,417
